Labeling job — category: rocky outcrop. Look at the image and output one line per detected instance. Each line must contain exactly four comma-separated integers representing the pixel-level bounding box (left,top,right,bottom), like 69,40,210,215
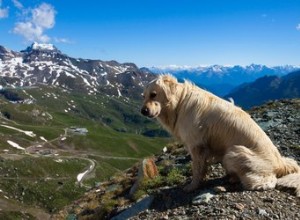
52,99,300,220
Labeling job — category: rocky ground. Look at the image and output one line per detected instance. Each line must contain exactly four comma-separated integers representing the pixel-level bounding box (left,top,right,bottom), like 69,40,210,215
53,99,300,220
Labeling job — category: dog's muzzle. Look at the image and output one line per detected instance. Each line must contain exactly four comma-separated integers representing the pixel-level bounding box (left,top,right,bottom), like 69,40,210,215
141,106,150,117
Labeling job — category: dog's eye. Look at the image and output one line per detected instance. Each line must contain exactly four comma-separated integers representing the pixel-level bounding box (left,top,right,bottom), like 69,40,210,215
150,92,157,99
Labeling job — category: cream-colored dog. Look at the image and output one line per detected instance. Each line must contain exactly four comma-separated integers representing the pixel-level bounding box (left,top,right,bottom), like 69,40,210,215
141,74,300,196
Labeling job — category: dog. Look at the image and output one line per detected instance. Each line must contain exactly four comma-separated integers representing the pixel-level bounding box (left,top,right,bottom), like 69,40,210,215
141,74,300,196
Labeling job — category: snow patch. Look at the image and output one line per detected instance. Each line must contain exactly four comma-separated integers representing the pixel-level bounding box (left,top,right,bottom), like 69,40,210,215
117,88,122,97
7,140,25,150
40,136,47,142
0,125,36,137
32,42,56,51
77,164,94,182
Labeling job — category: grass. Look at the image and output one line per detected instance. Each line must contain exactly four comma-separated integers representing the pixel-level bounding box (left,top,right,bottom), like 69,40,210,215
131,167,187,201
0,156,90,212
78,156,189,218
0,85,169,214
0,211,35,220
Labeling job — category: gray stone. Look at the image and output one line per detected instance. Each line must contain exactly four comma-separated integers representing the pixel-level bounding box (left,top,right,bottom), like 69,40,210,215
111,196,154,220
192,190,215,204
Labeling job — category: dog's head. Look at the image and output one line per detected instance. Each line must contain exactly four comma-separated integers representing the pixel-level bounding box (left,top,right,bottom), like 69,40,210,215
141,74,178,118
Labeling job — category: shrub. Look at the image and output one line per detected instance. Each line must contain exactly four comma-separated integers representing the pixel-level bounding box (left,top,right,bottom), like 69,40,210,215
166,168,186,185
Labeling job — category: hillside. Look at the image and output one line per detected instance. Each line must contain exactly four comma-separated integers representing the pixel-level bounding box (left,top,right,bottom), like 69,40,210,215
53,99,300,220
225,70,300,109
0,43,169,136
0,43,169,218
0,84,170,218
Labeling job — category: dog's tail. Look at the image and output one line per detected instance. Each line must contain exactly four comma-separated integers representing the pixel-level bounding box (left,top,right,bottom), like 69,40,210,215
276,157,300,197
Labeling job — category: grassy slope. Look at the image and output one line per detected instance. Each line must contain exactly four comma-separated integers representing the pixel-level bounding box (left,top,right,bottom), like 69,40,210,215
0,86,168,215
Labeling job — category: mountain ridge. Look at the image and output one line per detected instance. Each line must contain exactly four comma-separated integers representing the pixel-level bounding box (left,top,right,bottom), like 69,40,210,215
225,70,300,109
0,43,155,100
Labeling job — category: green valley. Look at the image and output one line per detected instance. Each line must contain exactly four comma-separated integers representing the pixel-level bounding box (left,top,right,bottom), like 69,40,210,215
0,85,168,217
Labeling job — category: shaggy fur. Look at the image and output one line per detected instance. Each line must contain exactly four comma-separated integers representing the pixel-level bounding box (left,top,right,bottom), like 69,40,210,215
141,74,300,196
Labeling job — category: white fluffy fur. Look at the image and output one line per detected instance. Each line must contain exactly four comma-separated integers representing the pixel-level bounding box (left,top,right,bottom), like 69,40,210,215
141,74,300,196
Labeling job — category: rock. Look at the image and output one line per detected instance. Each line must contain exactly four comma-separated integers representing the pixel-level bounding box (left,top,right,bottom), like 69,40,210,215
213,186,227,193
106,184,122,193
257,208,268,216
66,214,77,220
163,146,168,153
192,190,215,204
162,214,169,219
233,203,245,211
111,196,154,220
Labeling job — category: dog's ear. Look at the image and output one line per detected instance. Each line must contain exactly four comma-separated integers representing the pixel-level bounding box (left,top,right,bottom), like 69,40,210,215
161,74,177,84
156,75,178,102
159,74,177,94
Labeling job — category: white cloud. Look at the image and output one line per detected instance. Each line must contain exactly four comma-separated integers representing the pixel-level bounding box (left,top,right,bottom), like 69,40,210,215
54,37,73,44
0,8,8,18
12,0,23,9
13,3,56,43
0,0,9,18
14,21,50,42
32,3,55,28
297,24,300,31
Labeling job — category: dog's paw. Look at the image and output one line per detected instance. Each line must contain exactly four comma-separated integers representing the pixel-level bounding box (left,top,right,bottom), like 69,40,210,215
183,182,199,192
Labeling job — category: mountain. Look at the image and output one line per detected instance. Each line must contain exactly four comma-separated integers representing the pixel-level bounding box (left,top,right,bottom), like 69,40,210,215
0,43,168,136
0,42,155,99
225,70,300,109
149,64,299,96
0,43,169,217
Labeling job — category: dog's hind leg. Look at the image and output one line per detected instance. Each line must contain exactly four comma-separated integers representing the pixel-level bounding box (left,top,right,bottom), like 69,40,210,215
223,145,277,191
184,146,209,192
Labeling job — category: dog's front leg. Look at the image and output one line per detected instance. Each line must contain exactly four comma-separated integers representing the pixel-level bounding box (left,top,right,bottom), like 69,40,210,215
183,146,208,192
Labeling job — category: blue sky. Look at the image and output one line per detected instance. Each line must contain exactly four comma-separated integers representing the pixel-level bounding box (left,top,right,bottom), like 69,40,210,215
1,0,300,67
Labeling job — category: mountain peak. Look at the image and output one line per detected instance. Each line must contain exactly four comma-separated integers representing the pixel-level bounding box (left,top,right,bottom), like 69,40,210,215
21,42,61,53
31,42,56,51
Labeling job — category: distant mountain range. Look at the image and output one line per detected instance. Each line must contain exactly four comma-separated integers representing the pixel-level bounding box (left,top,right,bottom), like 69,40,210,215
0,43,155,99
149,65,299,96
1,43,299,110
225,70,300,109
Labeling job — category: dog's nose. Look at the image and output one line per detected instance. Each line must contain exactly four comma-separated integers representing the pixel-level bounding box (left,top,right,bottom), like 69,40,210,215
141,107,150,116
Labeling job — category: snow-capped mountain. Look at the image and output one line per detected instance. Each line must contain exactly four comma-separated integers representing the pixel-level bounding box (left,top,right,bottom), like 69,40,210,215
149,64,300,96
0,43,155,99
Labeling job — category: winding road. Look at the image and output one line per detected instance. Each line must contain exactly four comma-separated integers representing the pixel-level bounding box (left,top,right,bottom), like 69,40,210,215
76,158,96,183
